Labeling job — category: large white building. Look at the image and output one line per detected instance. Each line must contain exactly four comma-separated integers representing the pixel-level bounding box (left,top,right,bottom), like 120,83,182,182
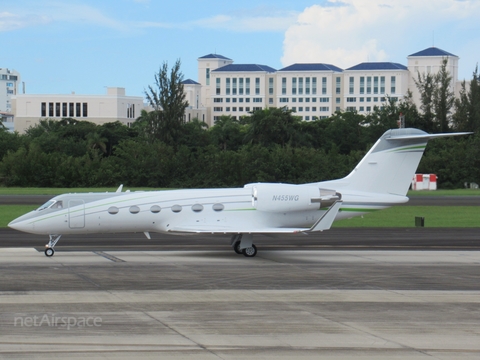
192,47,464,126
12,87,144,133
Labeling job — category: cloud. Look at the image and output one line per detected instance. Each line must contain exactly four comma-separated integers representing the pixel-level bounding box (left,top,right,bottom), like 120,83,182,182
0,2,126,33
281,0,480,69
137,7,298,32
0,11,50,31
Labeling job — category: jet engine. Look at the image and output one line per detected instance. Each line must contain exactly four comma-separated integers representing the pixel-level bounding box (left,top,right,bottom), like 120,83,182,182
248,183,341,212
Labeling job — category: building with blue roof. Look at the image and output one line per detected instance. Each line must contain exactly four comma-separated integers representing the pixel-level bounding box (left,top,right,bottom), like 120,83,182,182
189,47,465,126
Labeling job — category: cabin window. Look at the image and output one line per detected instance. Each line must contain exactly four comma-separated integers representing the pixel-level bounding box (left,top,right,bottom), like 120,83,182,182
129,206,140,214
171,205,182,213
192,204,204,212
108,206,119,215
150,205,161,213
212,203,224,212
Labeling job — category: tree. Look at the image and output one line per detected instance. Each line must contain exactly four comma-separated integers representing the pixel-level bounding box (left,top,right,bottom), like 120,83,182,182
144,59,189,145
414,70,437,132
414,58,455,133
453,66,480,133
244,107,304,147
434,58,455,132
209,115,243,151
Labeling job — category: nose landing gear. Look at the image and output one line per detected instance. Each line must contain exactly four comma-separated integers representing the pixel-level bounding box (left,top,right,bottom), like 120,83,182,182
45,234,62,257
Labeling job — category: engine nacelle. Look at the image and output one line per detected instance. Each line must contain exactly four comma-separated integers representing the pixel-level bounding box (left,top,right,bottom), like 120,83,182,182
249,183,341,212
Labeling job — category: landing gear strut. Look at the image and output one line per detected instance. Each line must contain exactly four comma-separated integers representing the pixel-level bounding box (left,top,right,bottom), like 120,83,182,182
45,234,62,257
230,234,258,257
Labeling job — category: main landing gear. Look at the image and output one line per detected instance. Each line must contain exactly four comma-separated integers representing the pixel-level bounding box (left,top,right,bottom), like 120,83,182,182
230,234,258,258
45,234,62,257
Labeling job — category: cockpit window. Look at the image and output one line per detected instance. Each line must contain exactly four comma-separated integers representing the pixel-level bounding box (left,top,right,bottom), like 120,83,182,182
37,200,62,211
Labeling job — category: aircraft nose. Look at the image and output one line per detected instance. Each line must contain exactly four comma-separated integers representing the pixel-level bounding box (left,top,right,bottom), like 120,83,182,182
8,213,35,232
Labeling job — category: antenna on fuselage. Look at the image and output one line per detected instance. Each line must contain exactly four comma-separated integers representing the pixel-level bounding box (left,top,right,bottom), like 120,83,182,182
116,184,124,193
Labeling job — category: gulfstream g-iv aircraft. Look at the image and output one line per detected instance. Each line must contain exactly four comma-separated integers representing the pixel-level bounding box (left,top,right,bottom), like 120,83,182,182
8,128,470,257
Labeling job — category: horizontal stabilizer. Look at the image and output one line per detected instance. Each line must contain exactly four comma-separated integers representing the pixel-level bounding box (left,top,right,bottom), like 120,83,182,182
306,200,342,232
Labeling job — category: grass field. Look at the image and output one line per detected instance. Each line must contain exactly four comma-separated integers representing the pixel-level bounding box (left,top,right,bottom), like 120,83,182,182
1,205,479,229
0,187,479,196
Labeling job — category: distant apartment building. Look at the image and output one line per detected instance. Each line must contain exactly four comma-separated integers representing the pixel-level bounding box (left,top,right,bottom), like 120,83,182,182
12,87,144,133
0,68,20,131
195,47,464,126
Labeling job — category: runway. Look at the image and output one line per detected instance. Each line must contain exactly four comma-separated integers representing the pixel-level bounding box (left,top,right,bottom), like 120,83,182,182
1,245,480,359
1,194,480,358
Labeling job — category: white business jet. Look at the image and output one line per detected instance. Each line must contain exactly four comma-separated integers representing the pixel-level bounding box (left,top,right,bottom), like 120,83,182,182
8,128,470,257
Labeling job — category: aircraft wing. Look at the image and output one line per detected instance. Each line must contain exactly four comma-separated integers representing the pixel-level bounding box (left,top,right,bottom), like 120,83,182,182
168,201,342,235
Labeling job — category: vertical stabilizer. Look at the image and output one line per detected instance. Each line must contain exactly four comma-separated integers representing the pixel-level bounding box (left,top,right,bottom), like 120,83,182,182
321,128,470,196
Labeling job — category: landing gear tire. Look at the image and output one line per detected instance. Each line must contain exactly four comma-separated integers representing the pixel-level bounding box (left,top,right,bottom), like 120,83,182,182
233,240,243,255
44,248,55,257
242,244,257,258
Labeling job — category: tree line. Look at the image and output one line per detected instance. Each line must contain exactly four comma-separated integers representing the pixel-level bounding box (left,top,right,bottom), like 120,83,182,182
0,60,479,189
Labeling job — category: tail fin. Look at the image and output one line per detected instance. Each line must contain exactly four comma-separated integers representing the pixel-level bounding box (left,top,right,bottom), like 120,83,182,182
322,128,471,196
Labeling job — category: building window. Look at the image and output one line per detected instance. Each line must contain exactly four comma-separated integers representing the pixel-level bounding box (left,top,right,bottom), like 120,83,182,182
62,103,67,117
206,68,210,86
282,77,287,95
83,103,88,117
213,98,223,103
312,77,317,95
320,97,329,103
76,103,81,117
335,77,341,94
269,98,273,104
55,102,60,117
279,98,288,103
335,97,341,104
349,77,354,94
346,106,356,112
346,97,356,102
298,77,303,95
41,102,46,117
391,76,396,94
373,76,379,94
232,78,237,95
360,77,365,94
269,78,274,95
49,102,54,117
305,77,310,95
322,77,327,95
292,77,297,95
69,103,74,117
214,107,222,112
216,78,221,95
239,78,244,95
246,78,250,95
380,76,385,94
255,78,260,95
226,78,231,95
367,77,372,94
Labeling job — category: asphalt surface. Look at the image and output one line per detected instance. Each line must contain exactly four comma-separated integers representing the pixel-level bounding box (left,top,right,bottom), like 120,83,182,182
1,195,480,359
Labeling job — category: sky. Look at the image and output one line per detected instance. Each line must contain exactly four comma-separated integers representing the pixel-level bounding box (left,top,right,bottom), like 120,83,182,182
2,0,479,98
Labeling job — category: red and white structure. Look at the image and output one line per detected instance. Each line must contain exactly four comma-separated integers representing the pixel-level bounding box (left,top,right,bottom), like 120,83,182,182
412,174,437,190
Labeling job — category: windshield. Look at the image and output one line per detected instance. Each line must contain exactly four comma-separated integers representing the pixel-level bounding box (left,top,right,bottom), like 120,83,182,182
36,200,63,211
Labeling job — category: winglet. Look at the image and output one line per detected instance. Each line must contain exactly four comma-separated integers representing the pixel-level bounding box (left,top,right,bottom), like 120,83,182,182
306,200,342,232
116,184,123,193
